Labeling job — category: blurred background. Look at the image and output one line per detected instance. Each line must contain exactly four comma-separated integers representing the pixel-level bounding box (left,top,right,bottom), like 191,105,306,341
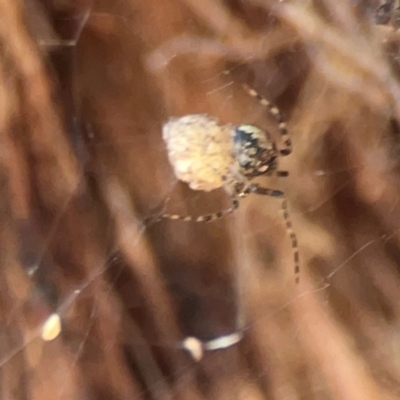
1,0,400,398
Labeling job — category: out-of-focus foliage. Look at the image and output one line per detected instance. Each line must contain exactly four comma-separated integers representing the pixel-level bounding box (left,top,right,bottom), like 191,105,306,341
1,0,400,399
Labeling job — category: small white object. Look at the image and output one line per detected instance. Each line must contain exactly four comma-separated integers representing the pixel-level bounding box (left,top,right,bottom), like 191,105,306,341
203,331,243,351
41,313,61,341
181,331,243,361
182,336,204,362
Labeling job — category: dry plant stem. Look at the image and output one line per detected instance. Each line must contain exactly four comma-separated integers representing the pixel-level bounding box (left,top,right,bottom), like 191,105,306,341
180,0,298,56
146,0,299,72
0,93,31,219
319,0,366,34
100,178,186,361
292,278,381,400
121,316,178,400
275,3,400,119
147,30,299,74
0,0,80,208
0,3,149,399
84,283,146,400
180,0,250,40
0,176,30,399
237,213,300,399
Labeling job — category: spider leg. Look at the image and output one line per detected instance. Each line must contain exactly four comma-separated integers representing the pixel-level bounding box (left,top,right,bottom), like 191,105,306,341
243,183,284,197
248,183,300,284
150,197,239,223
242,84,292,157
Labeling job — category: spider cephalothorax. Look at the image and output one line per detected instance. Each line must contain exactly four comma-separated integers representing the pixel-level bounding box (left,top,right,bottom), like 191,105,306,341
232,124,278,178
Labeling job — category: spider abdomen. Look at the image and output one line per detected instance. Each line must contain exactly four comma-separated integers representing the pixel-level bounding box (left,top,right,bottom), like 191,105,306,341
233,125,278,178
163,114,234,192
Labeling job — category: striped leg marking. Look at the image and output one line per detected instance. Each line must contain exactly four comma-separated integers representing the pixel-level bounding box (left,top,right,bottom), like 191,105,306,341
281,197,300,284
249,184,300,284
242,84,292,157
156,198,239,223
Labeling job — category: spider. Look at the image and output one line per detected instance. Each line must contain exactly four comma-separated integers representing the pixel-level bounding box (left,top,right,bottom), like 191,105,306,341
154,84,299,283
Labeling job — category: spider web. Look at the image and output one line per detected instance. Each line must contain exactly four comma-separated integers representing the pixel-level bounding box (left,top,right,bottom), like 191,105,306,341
5,1,400,399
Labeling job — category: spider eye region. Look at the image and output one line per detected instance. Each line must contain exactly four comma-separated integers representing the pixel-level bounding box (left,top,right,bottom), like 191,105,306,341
233,125,278,178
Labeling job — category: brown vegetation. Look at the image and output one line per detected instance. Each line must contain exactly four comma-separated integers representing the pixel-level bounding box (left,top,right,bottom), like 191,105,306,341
0,0,400,399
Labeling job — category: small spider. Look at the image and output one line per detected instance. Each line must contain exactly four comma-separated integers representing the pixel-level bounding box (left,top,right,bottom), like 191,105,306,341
156,84,299,283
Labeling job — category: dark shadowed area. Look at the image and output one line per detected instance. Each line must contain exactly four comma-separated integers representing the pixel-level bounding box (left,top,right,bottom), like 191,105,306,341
1,0,400,399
